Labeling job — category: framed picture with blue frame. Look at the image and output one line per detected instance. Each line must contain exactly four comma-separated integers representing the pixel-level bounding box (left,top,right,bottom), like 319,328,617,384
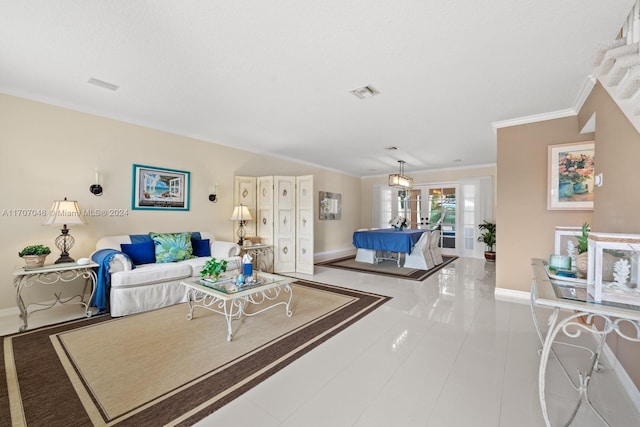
132,164,190,211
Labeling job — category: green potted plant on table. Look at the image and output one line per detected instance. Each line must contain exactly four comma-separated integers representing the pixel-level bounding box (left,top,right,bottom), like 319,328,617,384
477,220,496,262
575,222,590,277
200,257,228,281
18,244,52,268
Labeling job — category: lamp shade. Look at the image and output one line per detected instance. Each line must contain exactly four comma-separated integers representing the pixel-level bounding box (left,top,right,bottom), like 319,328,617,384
229,204,252,221
43,198,86,226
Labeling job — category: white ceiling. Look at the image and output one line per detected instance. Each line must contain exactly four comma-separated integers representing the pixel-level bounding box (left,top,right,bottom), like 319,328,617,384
0,1,634,177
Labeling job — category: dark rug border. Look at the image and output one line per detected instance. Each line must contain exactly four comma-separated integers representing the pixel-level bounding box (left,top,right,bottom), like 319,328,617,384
1,279,391,427
317,255,458,281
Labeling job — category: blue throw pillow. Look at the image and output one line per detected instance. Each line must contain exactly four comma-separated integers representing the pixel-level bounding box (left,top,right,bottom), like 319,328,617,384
120,240,156,265
191,238,211,257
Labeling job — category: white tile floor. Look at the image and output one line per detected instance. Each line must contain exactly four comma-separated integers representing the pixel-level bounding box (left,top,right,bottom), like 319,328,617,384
2,257,639,426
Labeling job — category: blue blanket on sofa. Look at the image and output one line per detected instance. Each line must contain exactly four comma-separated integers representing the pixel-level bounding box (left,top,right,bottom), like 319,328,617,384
91,249,132,313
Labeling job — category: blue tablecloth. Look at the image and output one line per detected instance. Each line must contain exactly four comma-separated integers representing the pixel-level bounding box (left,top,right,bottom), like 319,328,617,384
352,229,427,253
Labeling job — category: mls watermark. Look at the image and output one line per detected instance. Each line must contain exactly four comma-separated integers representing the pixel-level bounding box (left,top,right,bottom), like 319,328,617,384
2,208,129,217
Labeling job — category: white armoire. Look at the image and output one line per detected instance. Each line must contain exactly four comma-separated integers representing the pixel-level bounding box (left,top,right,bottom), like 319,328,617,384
234,175,314,275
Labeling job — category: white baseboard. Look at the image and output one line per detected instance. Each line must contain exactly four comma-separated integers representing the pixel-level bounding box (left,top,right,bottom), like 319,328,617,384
494,287,530,304
314,248,355,263
0,306,19,318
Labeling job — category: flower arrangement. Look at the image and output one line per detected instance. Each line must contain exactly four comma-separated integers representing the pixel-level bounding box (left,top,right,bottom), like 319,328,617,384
389,216,408,230
558,153,594,184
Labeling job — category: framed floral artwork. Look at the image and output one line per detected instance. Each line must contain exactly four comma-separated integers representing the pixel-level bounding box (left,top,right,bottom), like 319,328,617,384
547,141,595,210
132,164,190,210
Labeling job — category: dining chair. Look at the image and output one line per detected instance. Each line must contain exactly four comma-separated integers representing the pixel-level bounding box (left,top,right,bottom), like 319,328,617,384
354,229,377,263
403,231,434,270
429,229,444,265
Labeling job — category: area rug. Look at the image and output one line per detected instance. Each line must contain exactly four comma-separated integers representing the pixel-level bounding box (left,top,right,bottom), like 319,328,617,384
0,280,390,427
318,255,458,281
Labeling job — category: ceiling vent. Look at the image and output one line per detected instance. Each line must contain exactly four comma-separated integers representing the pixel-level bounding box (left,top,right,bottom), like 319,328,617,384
87,77,119,91
350,85,379,99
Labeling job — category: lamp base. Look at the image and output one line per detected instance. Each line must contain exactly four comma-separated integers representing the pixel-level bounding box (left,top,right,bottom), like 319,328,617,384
55,254,75,264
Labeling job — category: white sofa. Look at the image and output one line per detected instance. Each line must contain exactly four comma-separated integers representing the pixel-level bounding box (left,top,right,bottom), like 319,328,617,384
92,232,241,316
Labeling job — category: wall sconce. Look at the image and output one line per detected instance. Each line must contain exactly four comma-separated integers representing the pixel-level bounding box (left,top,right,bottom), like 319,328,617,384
90,168,103,196
208,184,218,203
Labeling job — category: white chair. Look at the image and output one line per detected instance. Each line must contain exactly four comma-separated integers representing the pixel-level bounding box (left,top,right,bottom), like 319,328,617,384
355,228,377,264
403,231,434,270
429,229,444,265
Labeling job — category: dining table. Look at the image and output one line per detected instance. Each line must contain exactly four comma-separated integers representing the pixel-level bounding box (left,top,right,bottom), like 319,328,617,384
352,228,427,254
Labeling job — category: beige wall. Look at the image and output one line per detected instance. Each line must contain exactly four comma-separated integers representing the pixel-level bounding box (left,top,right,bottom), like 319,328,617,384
360,166,497,229
496,117,593,292
497,81,640,390
0,93,360,311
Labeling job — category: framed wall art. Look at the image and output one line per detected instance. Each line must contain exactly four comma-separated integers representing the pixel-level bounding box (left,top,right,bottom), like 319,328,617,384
132,164,190,211
547,141,595,210
319,191,341,220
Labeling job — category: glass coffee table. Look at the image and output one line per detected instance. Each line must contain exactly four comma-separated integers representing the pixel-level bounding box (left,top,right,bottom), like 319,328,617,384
181,272,293,342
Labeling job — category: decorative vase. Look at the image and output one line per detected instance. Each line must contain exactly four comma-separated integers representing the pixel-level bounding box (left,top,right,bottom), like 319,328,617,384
22,255,47,268
559,181,574,198
575,252,589,278
573,182,588,194
484,251,496,262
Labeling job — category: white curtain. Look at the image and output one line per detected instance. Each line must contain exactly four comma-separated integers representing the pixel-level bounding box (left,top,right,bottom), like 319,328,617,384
459,176,493,259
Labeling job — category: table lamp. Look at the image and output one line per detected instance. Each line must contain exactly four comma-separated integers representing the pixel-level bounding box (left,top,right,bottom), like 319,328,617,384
43,197,86,263
230,204,252,246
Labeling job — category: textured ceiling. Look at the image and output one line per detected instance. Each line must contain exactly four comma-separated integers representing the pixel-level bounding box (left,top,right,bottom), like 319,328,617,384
0,1,634,177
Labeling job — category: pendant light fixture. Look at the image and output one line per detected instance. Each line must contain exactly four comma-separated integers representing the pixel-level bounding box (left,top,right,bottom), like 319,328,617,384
388,160,413,189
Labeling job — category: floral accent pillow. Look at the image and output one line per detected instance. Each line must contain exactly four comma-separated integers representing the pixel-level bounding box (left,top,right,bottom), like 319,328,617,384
149,232,193,263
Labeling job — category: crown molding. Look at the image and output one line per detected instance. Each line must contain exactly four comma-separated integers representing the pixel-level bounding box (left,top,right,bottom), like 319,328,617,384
491,75,597,132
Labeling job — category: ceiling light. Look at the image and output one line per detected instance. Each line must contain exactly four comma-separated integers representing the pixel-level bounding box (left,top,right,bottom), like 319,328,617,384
388,160,413,189
350,85,379,99
87,77,119,91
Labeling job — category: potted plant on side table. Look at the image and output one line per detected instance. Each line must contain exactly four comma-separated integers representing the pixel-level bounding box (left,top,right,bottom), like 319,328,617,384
477,220,496,262
19,244,52,268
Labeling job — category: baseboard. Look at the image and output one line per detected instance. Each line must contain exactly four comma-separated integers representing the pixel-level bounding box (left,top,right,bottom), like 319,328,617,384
494,287,530,304
0,306,19,318
314,248,356,263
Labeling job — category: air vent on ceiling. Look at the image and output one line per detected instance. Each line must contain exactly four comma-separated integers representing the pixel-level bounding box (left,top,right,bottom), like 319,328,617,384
350,85,379,99
87,77,119,91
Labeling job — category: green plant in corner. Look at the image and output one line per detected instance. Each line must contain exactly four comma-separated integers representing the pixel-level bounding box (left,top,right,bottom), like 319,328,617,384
576,222,590,254
200,257,228,280
477,220,496,261
18,245,51,257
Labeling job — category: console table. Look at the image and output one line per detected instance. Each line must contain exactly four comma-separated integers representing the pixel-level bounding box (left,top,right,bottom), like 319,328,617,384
13,261,98,331
530,258,640,426
240,244,274,272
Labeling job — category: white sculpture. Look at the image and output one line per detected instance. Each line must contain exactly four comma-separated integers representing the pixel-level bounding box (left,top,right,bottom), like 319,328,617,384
613,258,631,286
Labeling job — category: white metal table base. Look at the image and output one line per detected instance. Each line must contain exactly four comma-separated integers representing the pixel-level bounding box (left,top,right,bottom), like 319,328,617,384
186,283,293,342
13,266,97,332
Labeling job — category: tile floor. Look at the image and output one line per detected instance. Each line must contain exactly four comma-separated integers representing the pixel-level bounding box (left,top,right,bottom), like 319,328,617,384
2,257,639,426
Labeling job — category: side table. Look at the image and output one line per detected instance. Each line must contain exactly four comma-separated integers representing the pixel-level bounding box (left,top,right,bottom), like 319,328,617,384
13,261,99,331
530,258,640,426
241,244,274,273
